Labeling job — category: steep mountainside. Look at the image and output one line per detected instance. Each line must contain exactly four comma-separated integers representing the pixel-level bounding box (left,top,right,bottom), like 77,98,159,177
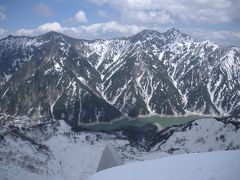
0,32,121,126
0,29,239,125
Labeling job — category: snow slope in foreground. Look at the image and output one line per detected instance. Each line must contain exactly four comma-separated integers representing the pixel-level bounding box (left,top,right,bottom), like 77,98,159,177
88,150,240,180
1,118,239,180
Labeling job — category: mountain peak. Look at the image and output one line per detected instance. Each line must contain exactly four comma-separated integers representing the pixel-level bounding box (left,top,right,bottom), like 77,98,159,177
167,27,181,33
0,34,14,41
130,29,161,42
0,34,34,42
40,31,65,40
136,29,161,37
163,28,191,41
44,31,62,35
6,34,14,38
165,28,186,37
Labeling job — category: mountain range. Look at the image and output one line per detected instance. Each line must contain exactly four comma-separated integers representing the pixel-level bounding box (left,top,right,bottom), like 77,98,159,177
0,28,239,126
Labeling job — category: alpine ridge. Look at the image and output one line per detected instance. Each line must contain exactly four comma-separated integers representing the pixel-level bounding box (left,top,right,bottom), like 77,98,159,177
0,28,239,125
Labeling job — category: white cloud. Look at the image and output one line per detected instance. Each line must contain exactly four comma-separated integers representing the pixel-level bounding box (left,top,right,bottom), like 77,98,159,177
0,28,7,34
82,21,143,35
0,28,8,38
88,0,150,9
16,29,35,36
0,6,6,20
34,2,53,17
98,10,107,18
74,10,88,23
16,22,63,36
87,0,239,24
38,22,62,31
186,28,240,46
14,21,144,39
87,0,106,5
124,10,174,24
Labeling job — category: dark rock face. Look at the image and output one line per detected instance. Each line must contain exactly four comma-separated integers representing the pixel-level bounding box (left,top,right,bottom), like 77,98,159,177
114,123,159,151
0,32,122,126
0,29,239,125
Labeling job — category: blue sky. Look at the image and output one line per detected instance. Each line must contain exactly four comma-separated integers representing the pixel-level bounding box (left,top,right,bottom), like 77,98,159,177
0,0,239,46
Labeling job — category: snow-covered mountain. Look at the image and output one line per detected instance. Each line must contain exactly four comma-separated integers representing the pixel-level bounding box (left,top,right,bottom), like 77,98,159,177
0,118,239,180
0,29,240,125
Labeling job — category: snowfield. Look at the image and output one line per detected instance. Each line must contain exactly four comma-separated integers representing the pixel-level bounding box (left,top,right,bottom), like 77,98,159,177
0,120,140,180
153,118,240,154
88,150,240,180
0,118,240,180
